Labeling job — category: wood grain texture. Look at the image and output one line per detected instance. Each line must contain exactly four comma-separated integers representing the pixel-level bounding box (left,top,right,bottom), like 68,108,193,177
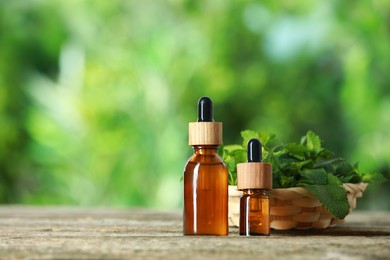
188,122,222,145
0,206,389,259
237,162,272,190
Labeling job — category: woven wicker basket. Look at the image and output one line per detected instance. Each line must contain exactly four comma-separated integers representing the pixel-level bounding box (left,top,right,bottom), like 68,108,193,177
228,183,368,230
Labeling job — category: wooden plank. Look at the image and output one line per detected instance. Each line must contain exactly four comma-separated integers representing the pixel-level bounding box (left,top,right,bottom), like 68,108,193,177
0,206,389,259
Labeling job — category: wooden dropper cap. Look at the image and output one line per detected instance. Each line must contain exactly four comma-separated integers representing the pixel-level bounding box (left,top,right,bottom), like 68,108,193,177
237,139,272,190
189,97,222,146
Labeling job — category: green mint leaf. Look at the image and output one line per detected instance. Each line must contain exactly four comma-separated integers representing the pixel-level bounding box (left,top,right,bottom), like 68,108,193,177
338,175,355,183
284,143,307,160
220,145,246,186
353,162,359,170
263,149,272,162
228,169,237,185
231,149,247,164
359,171,387,184
305,184,350,219
226,129,386,189
290,160,313,170
314,158,343,173
335,160,355,176
275,154,300,170
272,169,282,188
217,145,224,157
315,148,334,160
241,130,260,147
333,160,362,183
222,144,244,153
259,130,283,151
305,130,322,152
280,175,296,188
226,156,236,173
327,173,343,185
300,168,327,185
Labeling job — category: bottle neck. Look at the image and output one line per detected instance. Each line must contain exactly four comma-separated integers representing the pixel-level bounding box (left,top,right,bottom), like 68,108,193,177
192,145,219,155
242,189,268,196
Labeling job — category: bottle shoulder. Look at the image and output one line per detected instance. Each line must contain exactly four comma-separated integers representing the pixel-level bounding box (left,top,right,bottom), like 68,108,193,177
186,152,226,165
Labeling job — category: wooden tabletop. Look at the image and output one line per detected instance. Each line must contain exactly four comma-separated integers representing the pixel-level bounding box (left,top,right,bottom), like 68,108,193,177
0,206,389,259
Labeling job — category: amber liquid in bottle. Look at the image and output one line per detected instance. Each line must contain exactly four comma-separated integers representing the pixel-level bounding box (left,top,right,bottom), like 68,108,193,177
239,189,270,236
183,145,228,235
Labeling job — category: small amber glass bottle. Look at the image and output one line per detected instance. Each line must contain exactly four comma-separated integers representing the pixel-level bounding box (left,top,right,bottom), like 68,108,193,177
237,139,272,236
183,97,228,236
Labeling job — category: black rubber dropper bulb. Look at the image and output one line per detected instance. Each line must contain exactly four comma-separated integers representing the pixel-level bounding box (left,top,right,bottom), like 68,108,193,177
247,138,262,162
197,96,214,122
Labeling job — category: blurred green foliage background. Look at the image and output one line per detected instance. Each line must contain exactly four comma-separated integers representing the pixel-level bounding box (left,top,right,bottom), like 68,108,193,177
0,0,389,210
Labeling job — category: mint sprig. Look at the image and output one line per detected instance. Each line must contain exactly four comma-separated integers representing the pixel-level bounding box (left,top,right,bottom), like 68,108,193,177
220,130,386,219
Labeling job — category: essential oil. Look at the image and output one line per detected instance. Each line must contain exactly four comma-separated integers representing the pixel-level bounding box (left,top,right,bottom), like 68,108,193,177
183,97,228,236
237,138,272,236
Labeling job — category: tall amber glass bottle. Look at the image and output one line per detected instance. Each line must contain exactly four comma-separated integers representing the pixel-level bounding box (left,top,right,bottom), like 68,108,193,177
183,97,228,236
237,138,272,236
